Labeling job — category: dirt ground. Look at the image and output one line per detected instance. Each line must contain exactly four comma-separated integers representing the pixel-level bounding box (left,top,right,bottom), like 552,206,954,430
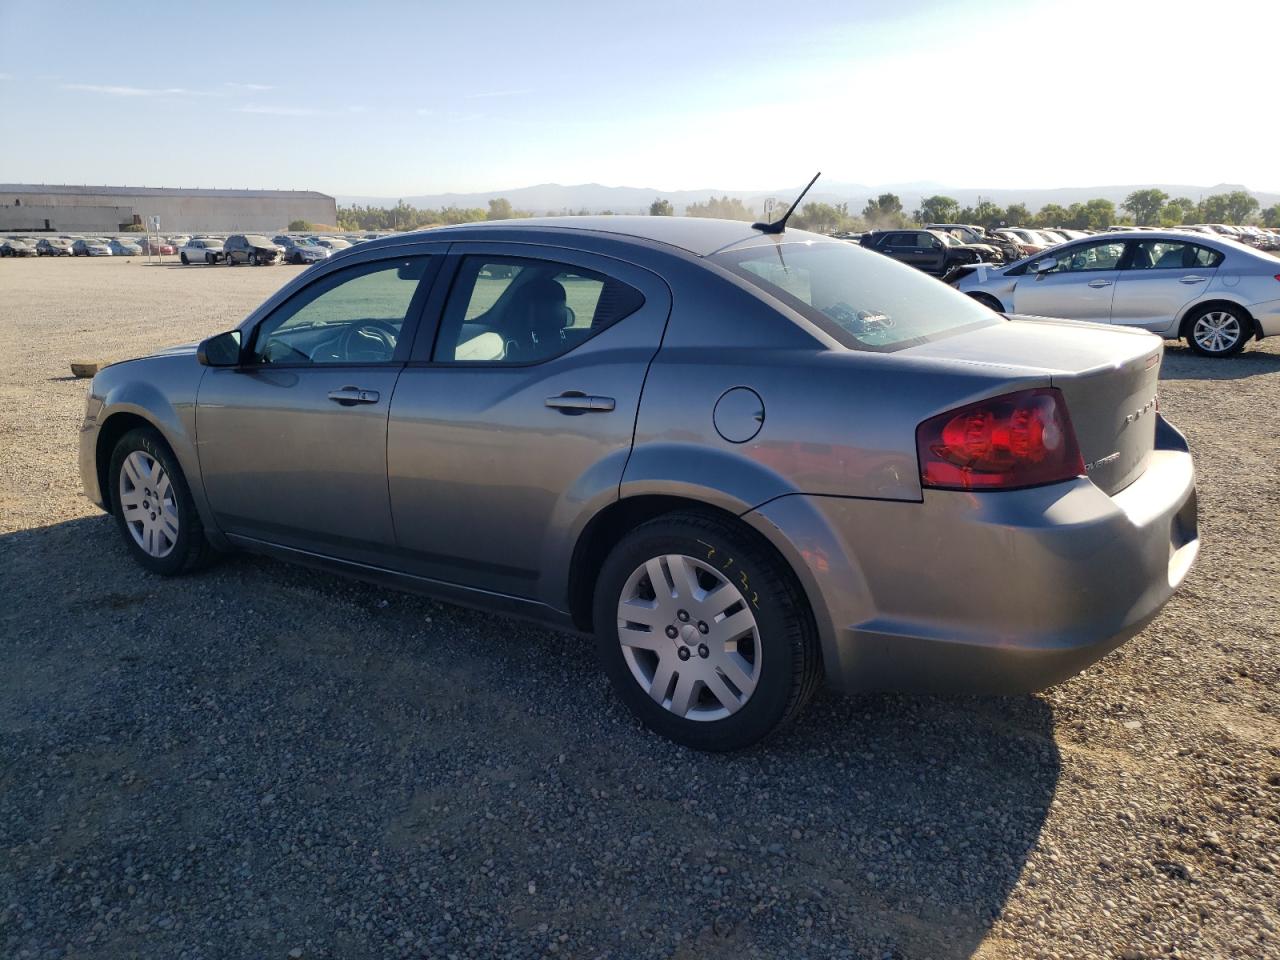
1,255,1278,960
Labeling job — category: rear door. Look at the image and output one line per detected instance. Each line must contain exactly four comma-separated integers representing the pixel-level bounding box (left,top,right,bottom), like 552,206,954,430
1012,238,1128,321
1110,238,1222,333
387,245,671,600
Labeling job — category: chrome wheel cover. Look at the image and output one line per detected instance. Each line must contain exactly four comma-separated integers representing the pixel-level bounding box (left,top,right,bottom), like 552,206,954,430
616,554,761,721
1193,311,1242,353
118,451,179,558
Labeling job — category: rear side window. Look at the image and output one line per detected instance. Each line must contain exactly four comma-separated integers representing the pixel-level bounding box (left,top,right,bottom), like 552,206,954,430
713,241,999,351
433,256,644,364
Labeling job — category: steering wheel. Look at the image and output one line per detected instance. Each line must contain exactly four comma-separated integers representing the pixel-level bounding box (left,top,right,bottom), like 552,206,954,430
340,320,399,362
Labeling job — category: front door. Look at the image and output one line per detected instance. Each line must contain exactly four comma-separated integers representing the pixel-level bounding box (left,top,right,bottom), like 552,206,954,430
387,246,671,601
1110,238,1222,333
1012,238,1129,321
197,254,438,564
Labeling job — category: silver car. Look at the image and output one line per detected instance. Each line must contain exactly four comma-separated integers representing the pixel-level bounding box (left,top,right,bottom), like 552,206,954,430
79,218,1199,749
72,238,113,256
955,230,1280,357
273,235,332,265
179,238,225,265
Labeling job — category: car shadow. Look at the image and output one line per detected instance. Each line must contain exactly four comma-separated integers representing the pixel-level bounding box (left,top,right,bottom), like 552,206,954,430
1,515,1059,959
138,263,307,270
1161,342,1280,380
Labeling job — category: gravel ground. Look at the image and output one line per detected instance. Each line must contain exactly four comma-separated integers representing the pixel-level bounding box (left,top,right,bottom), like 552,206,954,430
1,255,1278,960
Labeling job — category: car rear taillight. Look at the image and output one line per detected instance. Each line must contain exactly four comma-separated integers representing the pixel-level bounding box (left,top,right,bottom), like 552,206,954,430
916,388,1085,491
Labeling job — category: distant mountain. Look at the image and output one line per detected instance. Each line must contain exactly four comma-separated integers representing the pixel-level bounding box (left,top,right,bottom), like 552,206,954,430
337,181,1280,215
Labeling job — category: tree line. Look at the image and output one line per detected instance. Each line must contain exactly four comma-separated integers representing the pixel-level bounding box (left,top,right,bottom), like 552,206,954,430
338,190,1280,234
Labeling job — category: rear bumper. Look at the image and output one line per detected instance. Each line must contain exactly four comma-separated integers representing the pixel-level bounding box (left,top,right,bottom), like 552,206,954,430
1251,298,1280,338
746,418,1198,695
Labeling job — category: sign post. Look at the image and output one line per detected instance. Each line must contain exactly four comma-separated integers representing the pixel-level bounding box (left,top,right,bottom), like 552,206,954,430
149,216,161,264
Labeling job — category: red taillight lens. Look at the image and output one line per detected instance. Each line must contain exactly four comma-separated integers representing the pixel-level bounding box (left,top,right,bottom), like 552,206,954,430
916,388,1085,491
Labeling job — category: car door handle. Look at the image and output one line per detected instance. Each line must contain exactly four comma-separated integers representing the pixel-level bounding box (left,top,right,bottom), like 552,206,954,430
327,386,380,405
1087,279,1113,288
545,392,615,413
1178,275,1209,284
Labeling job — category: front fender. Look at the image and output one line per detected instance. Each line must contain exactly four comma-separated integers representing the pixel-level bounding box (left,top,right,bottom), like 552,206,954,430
90,359,225,545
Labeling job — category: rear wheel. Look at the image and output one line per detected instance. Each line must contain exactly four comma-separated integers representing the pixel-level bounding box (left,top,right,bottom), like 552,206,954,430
593,512,821,751
248,252,259,266
1185,304,1250,357
108,427,213,575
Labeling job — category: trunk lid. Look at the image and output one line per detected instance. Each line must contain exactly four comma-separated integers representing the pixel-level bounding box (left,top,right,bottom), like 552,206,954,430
906,316,1163,495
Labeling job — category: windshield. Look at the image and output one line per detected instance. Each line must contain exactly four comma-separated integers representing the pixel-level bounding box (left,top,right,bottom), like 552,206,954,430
712,240,999,351
936,232,960,247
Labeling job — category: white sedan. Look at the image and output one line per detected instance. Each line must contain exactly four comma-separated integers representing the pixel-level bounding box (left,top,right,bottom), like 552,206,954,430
179,238,225,265
954,230,1280,356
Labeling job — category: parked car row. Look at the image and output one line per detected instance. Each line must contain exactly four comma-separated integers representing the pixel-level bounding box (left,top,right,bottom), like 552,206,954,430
0,232,388,263
858,228,1007,276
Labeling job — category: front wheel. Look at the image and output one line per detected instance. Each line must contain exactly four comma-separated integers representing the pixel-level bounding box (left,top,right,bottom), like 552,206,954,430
180,253,189,265
108,428,213,575
1185,304,1250,357
593,512,822,751
968,292,1005,313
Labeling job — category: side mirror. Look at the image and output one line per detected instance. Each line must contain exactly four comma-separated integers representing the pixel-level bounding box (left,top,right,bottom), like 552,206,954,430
931,239,942,249
197,329,242,367
1033,257,1057,277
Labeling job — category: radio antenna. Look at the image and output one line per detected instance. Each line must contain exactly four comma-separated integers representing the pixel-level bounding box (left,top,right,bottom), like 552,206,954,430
752,172,821,234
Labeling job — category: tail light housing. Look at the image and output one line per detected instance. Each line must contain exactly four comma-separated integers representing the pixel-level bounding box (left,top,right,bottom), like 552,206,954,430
916,388,1085,491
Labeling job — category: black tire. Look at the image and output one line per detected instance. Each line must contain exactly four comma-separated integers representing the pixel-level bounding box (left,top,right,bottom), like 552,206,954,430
180,253,189,265
248,252,259,266
292,252,303,265
107,427,214,576
206,254,216,265
592,511,822,751
968,292,1005,313
1183,303,1251,357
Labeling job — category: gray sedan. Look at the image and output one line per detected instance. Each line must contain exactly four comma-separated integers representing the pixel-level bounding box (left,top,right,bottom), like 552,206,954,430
79,218,1199,749
954,230,1280,356
272,235,332,265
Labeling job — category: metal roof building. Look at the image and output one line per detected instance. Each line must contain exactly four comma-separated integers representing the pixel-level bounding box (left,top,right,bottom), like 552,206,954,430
0,184,337,233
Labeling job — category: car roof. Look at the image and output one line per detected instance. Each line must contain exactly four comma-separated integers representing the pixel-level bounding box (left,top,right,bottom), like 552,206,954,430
356,216,828,258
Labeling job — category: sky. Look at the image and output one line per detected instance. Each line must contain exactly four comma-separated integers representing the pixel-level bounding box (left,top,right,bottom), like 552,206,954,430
1,0,1277,197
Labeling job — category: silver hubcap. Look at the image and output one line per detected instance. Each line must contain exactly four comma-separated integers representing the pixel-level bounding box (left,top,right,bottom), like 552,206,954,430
616,554,761,721
1193,312,1241,353
118,451,178,558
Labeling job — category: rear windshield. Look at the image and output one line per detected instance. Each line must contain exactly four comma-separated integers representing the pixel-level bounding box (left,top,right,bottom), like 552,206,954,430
712,240,1000,351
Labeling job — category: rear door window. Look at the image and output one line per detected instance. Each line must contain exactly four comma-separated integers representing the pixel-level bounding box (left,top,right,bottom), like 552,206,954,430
433,256,644,364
